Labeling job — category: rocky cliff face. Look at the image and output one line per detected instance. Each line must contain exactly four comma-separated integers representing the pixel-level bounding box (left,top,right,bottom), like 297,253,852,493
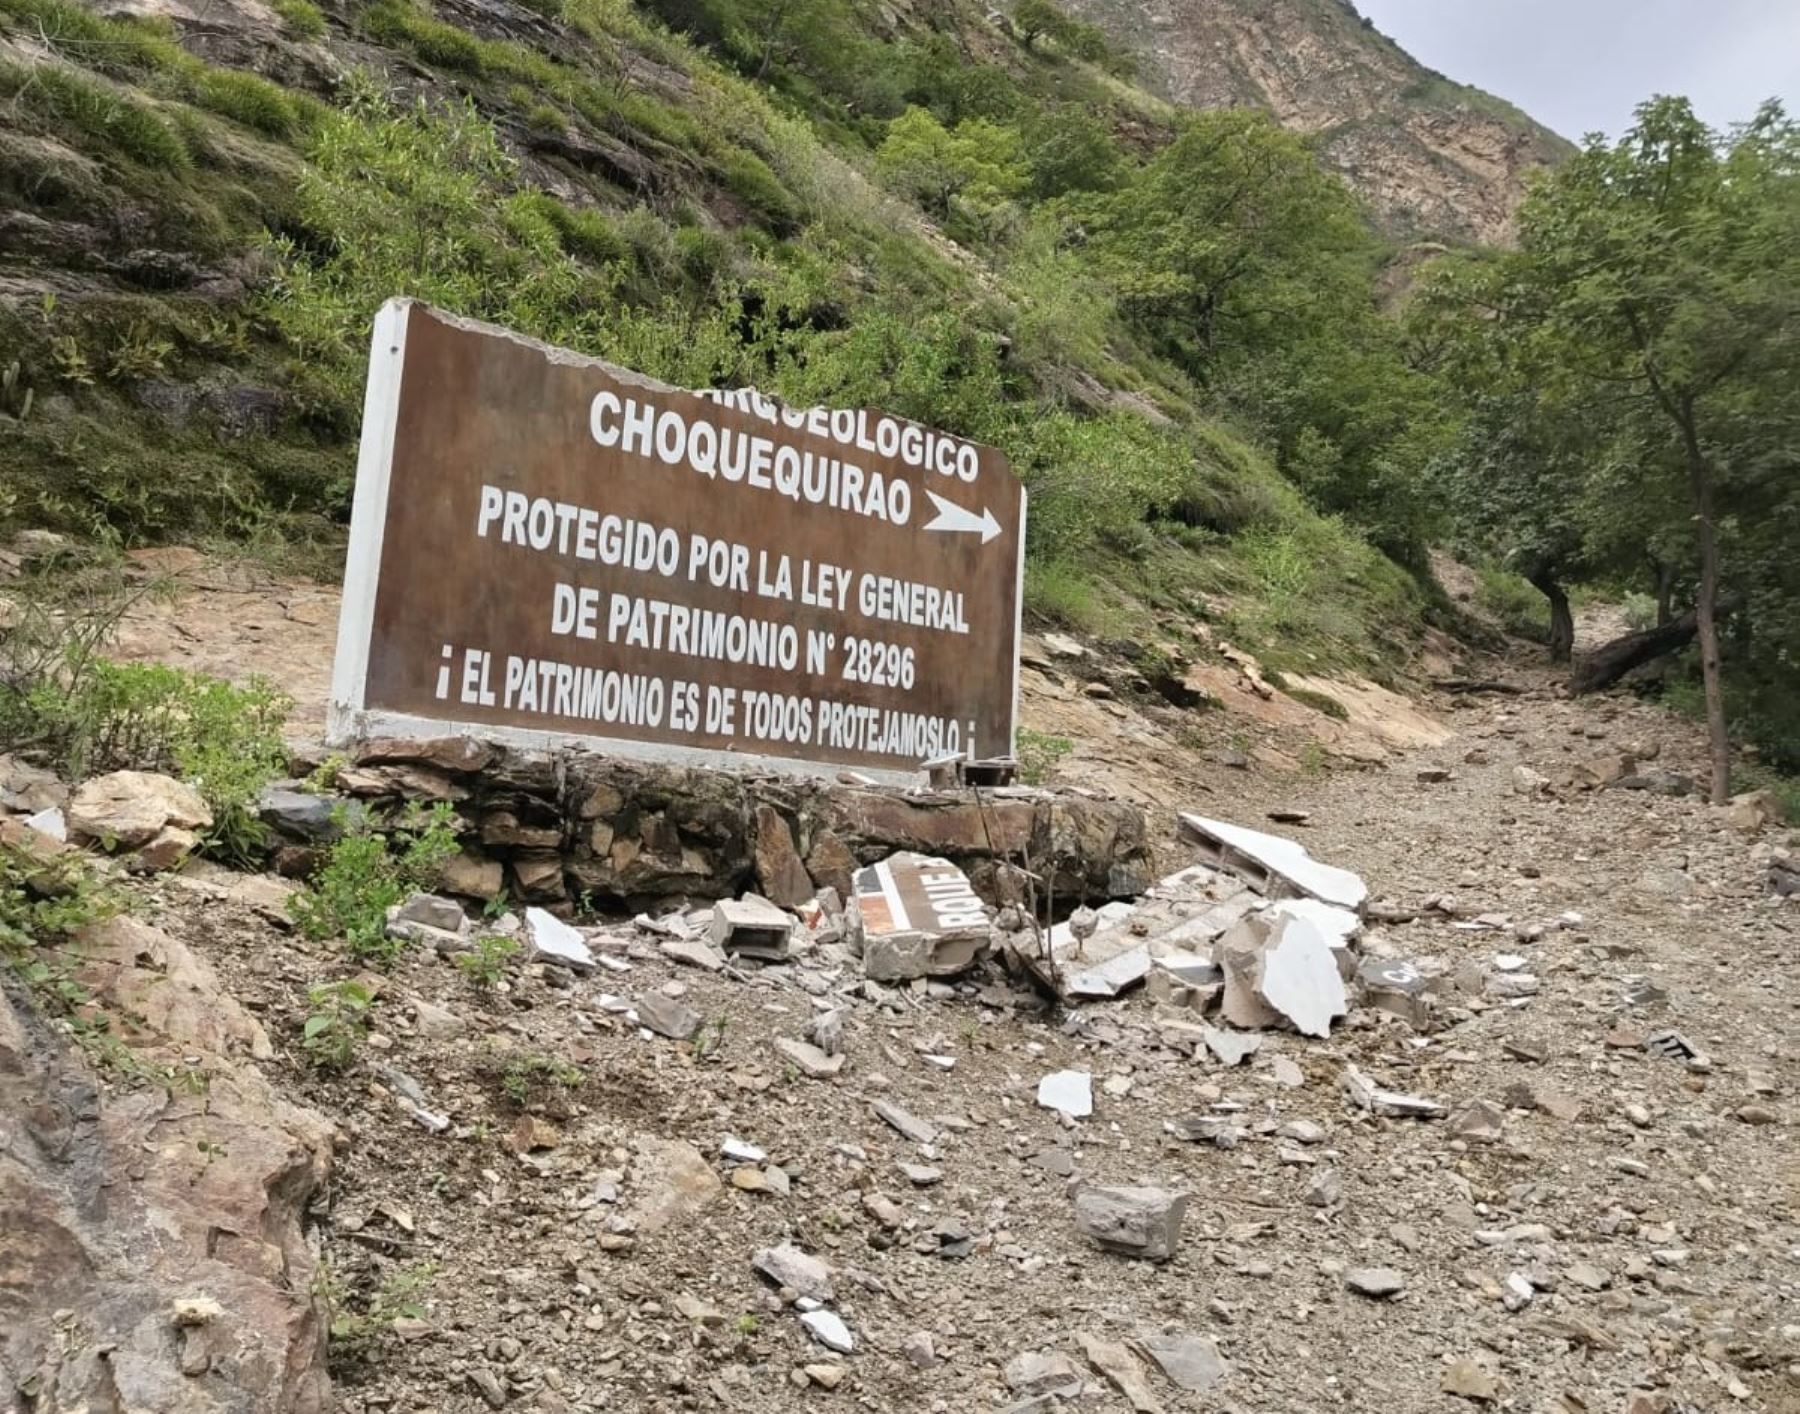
1059,0,1572,244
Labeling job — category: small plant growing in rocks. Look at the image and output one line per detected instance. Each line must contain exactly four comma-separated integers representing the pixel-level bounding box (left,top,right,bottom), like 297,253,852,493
301,979,373,1071
289,802,459,963
454,934,518,991
1015,728,1074,785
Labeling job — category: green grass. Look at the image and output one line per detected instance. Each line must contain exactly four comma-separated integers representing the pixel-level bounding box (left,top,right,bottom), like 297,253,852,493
0,62,190,169
270,0,326,38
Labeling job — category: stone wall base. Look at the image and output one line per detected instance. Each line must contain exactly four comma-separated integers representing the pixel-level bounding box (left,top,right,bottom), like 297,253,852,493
275,738,1152,914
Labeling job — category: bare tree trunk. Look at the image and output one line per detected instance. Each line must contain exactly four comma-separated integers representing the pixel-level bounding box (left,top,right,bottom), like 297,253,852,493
1526,569,1574,663
1680,403,1730,805
1568,608,1700,693
1650,557,1675,627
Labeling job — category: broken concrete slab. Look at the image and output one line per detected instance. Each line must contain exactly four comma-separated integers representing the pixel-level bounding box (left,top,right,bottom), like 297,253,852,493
1177,813,1367,911
709,895,793,960
1358,957,1431,1029
1073,1185,1188,1262
854,853,990,980
524,906,594,972
1201,1025,1261,1067
1037,1069,1093,1119
1253,914,1348,1037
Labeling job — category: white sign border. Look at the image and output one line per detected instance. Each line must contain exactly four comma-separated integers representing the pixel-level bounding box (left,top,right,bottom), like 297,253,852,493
326,299,1027,787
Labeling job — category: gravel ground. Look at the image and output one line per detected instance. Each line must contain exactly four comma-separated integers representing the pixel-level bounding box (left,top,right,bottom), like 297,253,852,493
126,657,1799,1414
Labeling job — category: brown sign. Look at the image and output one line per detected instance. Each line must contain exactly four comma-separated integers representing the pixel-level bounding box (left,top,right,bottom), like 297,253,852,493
328,301,1025,780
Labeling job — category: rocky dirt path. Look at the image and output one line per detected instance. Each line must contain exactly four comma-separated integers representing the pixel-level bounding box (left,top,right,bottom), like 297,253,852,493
68,564,1800,1411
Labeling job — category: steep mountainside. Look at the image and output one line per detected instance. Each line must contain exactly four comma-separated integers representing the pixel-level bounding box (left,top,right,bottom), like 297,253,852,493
1059,0,1572,243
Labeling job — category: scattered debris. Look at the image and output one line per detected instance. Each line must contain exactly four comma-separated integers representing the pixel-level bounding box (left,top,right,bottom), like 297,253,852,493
854,853,990,980
1135,1332,1227,1393
753,1243,833,1301
636,990,701,1041
1036,1069,1093,1119
774,1035,845,1078
1341,1065,1444,1118
524,906,594,972
1177,813,1368,909
1073,1185,1188,1262
799,1308,854,1353
710,895,793,960
1442,1357,1500,1402
872,1100,937,1145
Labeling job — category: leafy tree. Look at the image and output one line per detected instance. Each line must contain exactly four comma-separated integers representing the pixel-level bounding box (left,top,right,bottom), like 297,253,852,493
1424,98,1800,800
1085,111,1369,377
875,106,1028,226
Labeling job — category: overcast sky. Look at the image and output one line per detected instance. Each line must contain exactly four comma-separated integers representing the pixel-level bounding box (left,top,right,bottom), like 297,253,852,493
1353,0,1800,142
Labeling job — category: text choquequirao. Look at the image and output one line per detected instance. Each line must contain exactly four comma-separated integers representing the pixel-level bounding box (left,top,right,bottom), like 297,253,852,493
588,389,980,527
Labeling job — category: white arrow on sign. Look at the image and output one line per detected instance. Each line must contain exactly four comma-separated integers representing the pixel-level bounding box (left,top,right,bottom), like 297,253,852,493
922,489,1001,544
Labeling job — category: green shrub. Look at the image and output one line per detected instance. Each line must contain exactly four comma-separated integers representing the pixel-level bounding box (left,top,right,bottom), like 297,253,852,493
455,934,519,991
289,803,461,963
1474,564,1548,643
716,146,799,231
1014,728,1073,785
302,978,373,1070
359,0,486,71
0,0,185,75
1,833,122,1014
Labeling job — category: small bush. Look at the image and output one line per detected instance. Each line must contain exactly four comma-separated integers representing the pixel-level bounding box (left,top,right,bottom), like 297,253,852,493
1,834,122,1013
1474,565,1548,643
455,934,518,991
1015,727,1073,785
318,1262,436,1371
289,803,461,962
716,146,799,231
0,567,291,860
302,978,373,1070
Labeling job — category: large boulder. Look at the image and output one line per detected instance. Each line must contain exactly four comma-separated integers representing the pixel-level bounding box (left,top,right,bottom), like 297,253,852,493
0,918,333,1412
67,770,212,870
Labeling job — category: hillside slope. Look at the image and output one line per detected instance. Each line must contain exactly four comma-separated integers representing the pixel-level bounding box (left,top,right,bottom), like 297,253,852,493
0,0,1485,707
1059,0,1572,242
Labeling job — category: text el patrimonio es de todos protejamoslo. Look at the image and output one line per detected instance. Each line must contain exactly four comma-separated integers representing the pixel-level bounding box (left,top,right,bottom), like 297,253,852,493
428,385,1005,763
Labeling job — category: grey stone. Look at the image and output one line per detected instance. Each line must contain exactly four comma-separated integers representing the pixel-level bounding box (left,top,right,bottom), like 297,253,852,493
774,1035,844,1078
395,891,467,934
1135,1331,1228,1393
753,1243,833,1301
1004,1350,1084,1397
1345,1266,1406,1299
637,991,701,1041
1074,1185,1188,1262
872,1100,937,1145
258,785,357,843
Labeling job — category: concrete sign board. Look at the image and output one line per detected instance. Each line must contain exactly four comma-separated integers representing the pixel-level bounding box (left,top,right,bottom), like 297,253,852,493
328,301,1027,780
